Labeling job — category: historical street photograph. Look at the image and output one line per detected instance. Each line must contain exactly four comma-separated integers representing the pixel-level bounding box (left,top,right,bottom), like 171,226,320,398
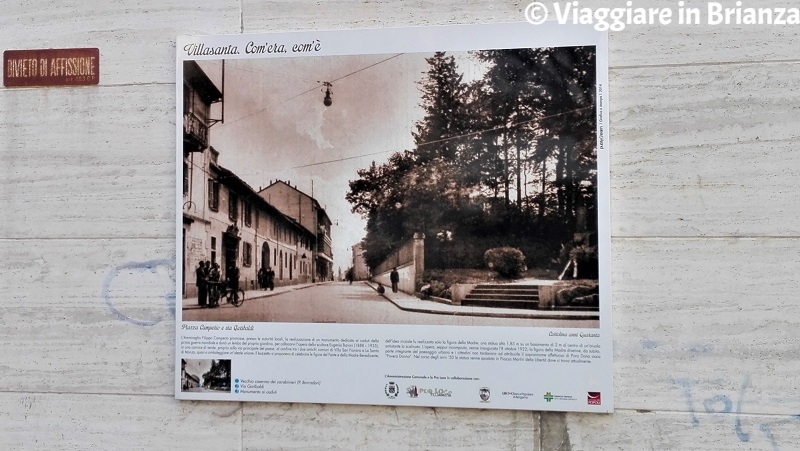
180,358,232,393
179,45,602,328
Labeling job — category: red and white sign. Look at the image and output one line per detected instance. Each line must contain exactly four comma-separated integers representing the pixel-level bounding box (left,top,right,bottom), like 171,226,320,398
4,48,99,87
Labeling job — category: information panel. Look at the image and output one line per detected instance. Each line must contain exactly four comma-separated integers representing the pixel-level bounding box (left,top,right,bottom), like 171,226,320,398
175,22,612,412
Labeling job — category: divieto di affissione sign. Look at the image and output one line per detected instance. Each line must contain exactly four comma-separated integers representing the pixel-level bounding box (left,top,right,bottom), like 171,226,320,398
4,48,99,87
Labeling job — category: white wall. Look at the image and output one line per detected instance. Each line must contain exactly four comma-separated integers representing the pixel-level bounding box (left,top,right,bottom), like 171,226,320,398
373,263,416,294
2,1,798,449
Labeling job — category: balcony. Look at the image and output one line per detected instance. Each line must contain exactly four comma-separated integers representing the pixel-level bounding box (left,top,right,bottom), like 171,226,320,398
183,113,208,151
317,237,332,257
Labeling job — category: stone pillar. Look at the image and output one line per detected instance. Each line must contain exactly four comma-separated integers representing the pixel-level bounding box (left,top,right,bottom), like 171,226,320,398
412,233,425,289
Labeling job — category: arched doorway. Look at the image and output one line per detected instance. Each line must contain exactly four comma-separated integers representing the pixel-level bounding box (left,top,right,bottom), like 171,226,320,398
222,225,240,280
261,243,270,270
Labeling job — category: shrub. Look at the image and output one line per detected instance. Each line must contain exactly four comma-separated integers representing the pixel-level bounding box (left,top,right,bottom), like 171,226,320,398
483,247,527,279
569,244,597,262
428,281,449,298
569,244,598,279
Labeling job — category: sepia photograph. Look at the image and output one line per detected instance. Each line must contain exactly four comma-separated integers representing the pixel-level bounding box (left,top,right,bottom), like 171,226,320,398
180,359,232,393
180,44,602,328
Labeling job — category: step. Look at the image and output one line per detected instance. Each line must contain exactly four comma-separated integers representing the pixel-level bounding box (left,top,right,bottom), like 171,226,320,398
461,299,541,310
461,283,543,310
473,284,541,289
471,288,539,294
464,294,540,301
461,298,598,311
470,289,538,294
461,283,599,312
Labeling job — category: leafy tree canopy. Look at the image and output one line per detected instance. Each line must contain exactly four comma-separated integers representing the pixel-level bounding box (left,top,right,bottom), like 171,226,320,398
347,47,598,271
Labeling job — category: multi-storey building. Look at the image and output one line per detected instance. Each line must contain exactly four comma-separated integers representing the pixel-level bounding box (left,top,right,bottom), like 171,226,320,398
259,180,334,282
182,61,221,296
207,164,314,290
182,62,314,296
181,359,200,391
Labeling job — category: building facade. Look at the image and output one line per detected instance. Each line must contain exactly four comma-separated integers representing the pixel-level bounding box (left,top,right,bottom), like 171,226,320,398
206,164,314,291
181,360,200,391
182,61,221,297
182,62,315,296
259,180,334,282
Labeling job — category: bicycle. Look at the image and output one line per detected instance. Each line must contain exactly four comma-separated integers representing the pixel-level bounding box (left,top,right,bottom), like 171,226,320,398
207,282,245,308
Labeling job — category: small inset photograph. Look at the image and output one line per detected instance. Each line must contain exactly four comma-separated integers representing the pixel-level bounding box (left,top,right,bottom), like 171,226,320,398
180,358,231,393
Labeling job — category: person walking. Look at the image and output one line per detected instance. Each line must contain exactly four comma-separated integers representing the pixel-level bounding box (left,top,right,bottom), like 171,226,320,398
196,261,207,308
390,267,400,293
258,267,267,290
266,266,275,291
228,264,240,302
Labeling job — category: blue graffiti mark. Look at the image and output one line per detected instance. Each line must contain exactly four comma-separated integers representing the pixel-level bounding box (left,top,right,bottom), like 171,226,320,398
673,375,800,448
165,291,176,319
760,422,782,451
641,339,660,349
735,375,751,443
688,344,714,354
703,394,733,414
102,259,175,327
673,378,701,427
759,415,800,451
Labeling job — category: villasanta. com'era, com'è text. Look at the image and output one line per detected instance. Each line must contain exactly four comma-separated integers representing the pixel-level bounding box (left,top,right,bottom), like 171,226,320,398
525,1,800,31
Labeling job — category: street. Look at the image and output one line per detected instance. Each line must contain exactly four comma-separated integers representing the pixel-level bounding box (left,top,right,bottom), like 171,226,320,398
182,387,229,393
182,282,595,327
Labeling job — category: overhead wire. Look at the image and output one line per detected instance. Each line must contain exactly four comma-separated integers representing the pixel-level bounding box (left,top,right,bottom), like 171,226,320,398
224,63,318,84
286,105,594,170
220,53,404,128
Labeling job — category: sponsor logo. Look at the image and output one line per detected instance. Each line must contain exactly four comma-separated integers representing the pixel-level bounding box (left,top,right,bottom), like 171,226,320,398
479,387,491,402
385,382,399,399
502,391,536,400
420,387,452,397
407,385,419,398
543,392,577,403
404,385,453,398
588,392,601,405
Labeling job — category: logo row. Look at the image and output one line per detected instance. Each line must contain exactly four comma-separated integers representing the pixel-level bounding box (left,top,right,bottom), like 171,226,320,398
386,382,601,405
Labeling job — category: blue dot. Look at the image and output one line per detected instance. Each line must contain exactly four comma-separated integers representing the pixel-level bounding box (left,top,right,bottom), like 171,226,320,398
235,379,240,383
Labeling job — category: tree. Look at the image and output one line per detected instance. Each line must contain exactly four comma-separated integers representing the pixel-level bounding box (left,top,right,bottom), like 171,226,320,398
346,47,598,272
413,52,469,165
531,46,597,228
346,152,416,268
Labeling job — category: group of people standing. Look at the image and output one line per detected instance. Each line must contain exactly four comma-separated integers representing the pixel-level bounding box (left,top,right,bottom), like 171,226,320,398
195,260,237,308
195,261,217,308
257,266,275,291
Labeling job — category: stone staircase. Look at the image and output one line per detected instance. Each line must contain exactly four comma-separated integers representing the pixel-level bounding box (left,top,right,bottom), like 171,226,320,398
461,284,541,310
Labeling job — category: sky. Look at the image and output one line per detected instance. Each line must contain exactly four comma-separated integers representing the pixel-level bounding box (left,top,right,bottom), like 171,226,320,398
196,54,439,273
183,359,213,384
